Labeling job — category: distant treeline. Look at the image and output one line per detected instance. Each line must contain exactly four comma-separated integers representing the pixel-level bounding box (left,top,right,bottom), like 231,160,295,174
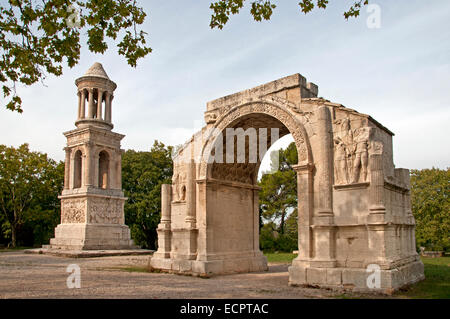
0,142,448,253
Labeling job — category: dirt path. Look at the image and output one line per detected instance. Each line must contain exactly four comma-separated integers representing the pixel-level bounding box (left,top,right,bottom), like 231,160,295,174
0,251,372,299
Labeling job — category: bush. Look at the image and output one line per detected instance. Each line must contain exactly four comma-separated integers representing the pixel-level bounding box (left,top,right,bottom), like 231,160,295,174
260,222,297,253
411,168,450,252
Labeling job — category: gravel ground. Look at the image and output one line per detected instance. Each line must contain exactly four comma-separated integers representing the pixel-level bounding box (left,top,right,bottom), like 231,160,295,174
0,251,372,299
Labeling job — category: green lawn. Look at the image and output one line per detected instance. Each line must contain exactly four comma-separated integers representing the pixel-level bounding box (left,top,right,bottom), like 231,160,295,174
264,252,450,299
395,256,450,299
0,246,32,253
264,252,298,263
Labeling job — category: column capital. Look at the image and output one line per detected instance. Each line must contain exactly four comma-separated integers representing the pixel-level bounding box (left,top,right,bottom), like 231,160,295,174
293,163,315,173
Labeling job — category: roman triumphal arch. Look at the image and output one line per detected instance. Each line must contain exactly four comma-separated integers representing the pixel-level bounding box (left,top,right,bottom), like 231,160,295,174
150,74,425,293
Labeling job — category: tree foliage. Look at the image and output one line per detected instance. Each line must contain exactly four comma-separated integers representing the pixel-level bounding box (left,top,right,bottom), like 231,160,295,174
258,141,298,251
210,0,370,29
1,0,151,113
411,168,450,252
0,144,63,247
122,141,173,250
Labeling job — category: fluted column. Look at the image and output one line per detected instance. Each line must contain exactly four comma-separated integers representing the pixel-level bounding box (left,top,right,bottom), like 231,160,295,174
109,154,117,189
161,184,172,224
293,163,314,260
316,105,334,218
368,142,386,223
64,147,71,189
84,143,93,187
116,150,123,189
185,160,196,228
77,91,82,120
105,93,112,123
80,90,86,119
87,88,95,118
97,90,103,120
154,184,172,258
310,106,336,267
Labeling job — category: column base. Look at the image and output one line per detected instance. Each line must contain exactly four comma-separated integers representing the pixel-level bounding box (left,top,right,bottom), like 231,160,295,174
150,251,268,277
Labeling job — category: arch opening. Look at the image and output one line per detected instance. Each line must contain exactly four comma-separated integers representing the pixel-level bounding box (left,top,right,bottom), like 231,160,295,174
206,113,301,260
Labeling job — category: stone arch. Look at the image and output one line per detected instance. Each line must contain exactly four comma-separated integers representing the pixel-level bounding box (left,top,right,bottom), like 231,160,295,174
152,75,425,293
198,99,313,181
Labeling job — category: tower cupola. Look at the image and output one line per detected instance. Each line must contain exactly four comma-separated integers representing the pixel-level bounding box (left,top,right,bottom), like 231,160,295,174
75,62,117,130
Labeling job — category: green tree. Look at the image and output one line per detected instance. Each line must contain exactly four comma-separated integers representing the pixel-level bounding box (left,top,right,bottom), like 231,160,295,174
0,144,63,247
1,0,151,112
210,0,369,29
21,160,64,246
259,142,298,236
122,141,173,250
411,168,450,252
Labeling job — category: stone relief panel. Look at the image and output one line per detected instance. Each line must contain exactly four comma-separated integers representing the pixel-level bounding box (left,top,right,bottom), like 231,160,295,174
61,198,86,223
88,197,124,224
333,118,373,185
172,170,186,202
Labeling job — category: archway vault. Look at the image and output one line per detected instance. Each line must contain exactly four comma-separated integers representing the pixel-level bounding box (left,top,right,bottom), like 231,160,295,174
151,73,424,294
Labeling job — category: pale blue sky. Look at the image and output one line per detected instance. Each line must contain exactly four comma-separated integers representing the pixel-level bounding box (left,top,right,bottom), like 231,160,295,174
0,0,449,171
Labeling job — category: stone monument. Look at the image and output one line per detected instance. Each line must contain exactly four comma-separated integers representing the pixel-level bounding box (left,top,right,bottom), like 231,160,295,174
150,73,425,293
49,62,136,251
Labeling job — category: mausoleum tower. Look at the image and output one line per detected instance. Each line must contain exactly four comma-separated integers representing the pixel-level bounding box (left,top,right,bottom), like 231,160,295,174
50,62,136,250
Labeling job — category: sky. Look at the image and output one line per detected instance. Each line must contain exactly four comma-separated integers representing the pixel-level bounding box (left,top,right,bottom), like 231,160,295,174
0,0,449,173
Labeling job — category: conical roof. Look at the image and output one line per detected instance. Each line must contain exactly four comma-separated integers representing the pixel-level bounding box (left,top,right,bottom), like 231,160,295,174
83,62,110,80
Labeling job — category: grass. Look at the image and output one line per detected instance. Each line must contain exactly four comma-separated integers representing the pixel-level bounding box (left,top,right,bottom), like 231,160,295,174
115,266,150,273
0,246,32,253
264,252,450,299
394,257,450,299
264,252,298,263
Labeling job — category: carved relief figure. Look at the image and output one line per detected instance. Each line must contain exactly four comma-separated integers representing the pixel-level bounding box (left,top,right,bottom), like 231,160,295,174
172,172,186,202
351,127,370,183
334,140,349,184
333,118,371,185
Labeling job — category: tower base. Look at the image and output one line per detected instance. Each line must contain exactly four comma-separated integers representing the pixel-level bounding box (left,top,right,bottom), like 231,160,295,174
50,223,138,250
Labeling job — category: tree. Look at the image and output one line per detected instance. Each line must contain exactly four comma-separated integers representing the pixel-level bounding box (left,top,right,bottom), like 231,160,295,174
259,142,297,236
1,0,151,112
0,144,63,247
3,1,370,113
122,141,173,250
411,168,450,252
21,160,64,246
210,0,369,29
